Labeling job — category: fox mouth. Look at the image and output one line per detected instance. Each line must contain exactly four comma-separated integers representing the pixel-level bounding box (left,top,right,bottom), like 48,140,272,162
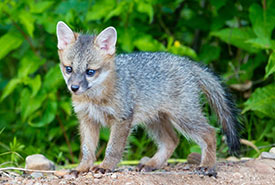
70,86,92,95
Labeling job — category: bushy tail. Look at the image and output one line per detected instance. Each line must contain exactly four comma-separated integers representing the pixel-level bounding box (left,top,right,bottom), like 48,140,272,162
195,65,241,155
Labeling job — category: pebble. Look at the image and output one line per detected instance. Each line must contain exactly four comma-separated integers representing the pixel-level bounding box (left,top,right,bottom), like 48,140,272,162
25,154,55,171
54,170,69,177
260,152,275,160
85,172,94,178
64,174,75,180
111,173,118,179
94,173,102,178
125,182,133,185
94,178,100,183
232,172,243,179
269,147,275,154
30,172,43,178
59,180,67,185
226,156,239,161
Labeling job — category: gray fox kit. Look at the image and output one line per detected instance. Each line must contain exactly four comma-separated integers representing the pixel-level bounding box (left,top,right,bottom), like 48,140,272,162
56,21,240,174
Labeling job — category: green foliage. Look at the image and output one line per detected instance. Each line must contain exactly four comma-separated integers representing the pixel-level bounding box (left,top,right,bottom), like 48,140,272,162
0,0,274,167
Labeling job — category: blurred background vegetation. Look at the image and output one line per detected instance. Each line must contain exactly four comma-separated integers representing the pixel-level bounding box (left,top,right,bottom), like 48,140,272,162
0,0,274,167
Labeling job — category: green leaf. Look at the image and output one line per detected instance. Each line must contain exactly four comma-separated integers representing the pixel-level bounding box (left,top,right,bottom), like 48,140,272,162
27,75,41,97
19,11,35,37
243,84,275,119
20,89,47,122
0,31,23,60
134,35,165,51
104,1,127,22
18,52,45,78
136,1,154,23
199,44,220,64
0,78,21,101
86,0,116,21
28,100,58,127
210,0,227,10
43,64,64,92
30,1,54,13
249,3,275,39
168,44,197,60
246,37,273,50
117,28,136,52
211,27,258,53
60,100,72,116
265,52,275,79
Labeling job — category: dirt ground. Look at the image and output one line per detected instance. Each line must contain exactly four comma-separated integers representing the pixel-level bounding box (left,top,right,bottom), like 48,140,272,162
1,158,275,185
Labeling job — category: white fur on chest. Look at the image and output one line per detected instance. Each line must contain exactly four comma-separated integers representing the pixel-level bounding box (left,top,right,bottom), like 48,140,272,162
73,102,116,127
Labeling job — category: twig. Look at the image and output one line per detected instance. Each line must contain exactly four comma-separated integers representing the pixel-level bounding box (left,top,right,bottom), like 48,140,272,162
56,115,75,163
0,167,56,174
157,13,173,38
2,10,38,56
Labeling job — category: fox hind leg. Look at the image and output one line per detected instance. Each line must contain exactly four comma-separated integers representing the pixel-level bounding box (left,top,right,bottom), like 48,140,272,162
138,113,179,171
172,114,217,169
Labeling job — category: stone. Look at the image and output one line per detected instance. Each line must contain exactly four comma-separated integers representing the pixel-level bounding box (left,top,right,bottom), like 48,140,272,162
94,173,102,178
269,147,275,154
111,173,118,179
226,156,239,162
30,172,43,178
260,152,275,160
54,170,69,177
25,154,55,171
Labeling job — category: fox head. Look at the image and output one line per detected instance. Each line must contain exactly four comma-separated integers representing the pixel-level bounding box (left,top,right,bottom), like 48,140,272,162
56,21,117,96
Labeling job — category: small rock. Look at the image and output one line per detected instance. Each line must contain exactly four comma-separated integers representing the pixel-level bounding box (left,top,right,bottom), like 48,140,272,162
269,147,275,154
94,178,100,183
54,170,69,177
125,182,133,185
59,180,66,185
30,172,43,178
226,156,239,162
232,172,242,179
111,173,118,179
94,173,102,178
25,154,55,171
240,157,251,160
64,174,75,179
260,152,275,160
85,172,94,178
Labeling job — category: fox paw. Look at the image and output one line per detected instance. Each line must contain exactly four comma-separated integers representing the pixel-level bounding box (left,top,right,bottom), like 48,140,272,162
195,166,217,178
92,166,111,174
136,163,156,172
68,169,82,178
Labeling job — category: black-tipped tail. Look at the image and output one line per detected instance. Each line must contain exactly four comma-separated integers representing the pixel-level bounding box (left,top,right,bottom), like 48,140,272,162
196,65,241,155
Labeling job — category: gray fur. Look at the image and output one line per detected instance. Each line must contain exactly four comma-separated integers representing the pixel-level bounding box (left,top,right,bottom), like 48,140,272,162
58,31,240,170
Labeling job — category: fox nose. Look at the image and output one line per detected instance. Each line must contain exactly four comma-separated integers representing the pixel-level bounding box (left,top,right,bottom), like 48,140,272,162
71,85,80,92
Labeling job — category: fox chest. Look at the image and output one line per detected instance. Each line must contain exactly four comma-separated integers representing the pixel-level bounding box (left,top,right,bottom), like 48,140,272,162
73,102,116,127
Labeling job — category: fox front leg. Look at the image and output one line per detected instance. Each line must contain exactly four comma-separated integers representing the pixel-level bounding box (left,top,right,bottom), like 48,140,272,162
75,118,100,172
93,120,131,173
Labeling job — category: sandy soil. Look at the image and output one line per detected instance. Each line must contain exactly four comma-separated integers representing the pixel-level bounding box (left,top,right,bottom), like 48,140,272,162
1,159,275,185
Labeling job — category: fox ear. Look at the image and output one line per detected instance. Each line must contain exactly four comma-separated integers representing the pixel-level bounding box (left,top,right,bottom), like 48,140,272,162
56,21,75,50
95,27,117,55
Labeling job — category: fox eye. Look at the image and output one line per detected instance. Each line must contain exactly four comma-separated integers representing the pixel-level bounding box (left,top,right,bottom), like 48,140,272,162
86,69,96,77
65,66,72,74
